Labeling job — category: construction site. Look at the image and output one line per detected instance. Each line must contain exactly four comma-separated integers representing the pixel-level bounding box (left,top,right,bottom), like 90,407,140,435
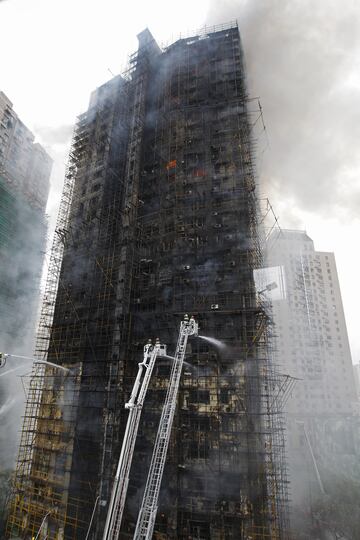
5,22,291,540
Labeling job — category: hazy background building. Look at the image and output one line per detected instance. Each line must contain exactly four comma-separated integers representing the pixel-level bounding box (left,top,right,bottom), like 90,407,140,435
353,363,360,401
6,25,289,540
266,229,359,533
0,90,52,470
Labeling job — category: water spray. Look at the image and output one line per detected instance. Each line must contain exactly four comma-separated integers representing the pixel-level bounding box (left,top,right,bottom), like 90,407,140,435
0,352,69,373
198,335,227,350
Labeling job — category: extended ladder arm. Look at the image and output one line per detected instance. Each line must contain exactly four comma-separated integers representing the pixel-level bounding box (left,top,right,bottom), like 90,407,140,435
134,315,198,540
103,339,166,540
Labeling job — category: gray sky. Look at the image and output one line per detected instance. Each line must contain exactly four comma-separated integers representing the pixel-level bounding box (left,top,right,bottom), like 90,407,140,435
1,0,359,361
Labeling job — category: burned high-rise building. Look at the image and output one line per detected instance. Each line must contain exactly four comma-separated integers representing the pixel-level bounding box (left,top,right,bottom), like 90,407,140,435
7,23,289,539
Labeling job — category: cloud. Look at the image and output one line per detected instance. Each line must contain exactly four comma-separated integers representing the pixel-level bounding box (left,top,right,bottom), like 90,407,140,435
206,0,360,219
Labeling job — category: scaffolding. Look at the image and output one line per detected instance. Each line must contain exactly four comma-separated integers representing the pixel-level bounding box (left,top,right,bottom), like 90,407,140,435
5,362,82,539
6,22,290,540
34,123,80,363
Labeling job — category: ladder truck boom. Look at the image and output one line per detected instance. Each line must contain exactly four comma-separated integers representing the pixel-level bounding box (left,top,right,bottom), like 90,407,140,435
134,314,198,540
103,339,167,540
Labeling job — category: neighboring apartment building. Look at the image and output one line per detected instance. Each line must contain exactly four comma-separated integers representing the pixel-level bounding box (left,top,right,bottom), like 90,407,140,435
0,91,52,469
267,230,358,509
6,25,289,540
0,92,51,210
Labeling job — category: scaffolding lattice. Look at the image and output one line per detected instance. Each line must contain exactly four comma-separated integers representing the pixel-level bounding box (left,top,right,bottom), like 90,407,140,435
34,127,78,362
6,363,82,539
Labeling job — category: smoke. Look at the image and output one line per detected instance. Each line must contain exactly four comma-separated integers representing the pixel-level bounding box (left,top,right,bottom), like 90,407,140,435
0,374,27,470
206,1,360,222
35,124,73,146
0,396,16,416
0,190,47,469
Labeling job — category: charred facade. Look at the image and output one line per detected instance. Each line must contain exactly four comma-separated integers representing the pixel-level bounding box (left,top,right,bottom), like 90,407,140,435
7,23,289,540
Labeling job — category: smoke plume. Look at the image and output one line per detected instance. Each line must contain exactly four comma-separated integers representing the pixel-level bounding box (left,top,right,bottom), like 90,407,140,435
206,0,360,222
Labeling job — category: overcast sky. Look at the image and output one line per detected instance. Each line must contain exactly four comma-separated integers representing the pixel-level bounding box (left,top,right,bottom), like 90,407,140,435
1,0,359,361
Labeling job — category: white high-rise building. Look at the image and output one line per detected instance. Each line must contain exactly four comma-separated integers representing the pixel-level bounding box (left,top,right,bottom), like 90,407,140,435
266,230,358,507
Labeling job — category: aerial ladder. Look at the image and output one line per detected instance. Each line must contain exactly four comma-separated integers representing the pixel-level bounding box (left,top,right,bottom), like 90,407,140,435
103,314,198,540
103,338,167,540
134,314,198,540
